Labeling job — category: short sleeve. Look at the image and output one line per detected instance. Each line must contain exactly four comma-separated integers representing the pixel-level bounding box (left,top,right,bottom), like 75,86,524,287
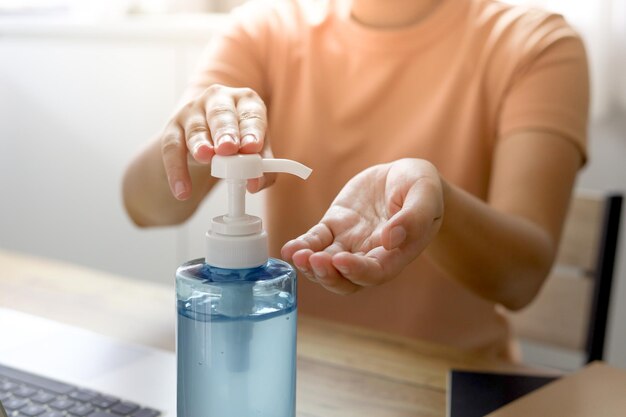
498,15,590,163
183,1,275,102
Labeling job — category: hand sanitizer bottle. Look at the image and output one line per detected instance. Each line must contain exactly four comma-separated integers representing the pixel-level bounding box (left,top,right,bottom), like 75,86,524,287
176,154,312,417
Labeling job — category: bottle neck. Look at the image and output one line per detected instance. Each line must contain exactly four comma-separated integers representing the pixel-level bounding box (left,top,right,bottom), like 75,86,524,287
205,228,269,269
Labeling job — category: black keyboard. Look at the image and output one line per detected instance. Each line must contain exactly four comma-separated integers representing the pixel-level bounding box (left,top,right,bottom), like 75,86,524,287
0,364,161,417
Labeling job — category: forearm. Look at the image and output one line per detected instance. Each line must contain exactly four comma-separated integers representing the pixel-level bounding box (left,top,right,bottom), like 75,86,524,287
427,179,555,310
122,138,216,227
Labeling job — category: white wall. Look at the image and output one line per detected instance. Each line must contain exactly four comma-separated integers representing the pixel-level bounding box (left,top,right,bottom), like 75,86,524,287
0,37,178,282
0,15,265,284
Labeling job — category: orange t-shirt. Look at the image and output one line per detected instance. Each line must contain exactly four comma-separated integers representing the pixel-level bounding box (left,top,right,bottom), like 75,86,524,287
189,0,589,359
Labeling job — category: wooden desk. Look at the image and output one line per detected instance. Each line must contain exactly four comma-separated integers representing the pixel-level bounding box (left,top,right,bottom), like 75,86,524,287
0,250,538,417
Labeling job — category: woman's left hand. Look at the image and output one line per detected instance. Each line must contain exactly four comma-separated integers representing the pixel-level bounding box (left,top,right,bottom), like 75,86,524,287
281,158,445,294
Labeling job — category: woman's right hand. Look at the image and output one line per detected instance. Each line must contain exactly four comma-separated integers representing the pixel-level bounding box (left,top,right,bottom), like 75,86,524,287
160,84,272,200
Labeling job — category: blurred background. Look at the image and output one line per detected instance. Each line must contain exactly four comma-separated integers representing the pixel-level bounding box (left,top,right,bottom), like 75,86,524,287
1,0,624,368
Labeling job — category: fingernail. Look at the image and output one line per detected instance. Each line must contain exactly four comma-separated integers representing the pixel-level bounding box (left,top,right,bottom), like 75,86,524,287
174,181,187,199
192,142,203,154
389,226,406,249
294,259,309,273
241,134,257,147
336,265,350,275
311,263,327,278
217,134,236,146
193,143,212,159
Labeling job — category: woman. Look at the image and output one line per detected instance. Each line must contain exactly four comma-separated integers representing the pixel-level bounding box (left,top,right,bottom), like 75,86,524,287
123,0,589,360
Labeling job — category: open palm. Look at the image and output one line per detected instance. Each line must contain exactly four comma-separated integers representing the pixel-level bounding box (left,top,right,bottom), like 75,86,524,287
281,158,444,294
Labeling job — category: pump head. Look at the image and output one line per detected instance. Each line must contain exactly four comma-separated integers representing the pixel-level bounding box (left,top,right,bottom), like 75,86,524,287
205,154,312,269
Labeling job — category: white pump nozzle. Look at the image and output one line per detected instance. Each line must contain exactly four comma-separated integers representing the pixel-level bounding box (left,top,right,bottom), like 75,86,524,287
205,154,312,269
211,154,312,180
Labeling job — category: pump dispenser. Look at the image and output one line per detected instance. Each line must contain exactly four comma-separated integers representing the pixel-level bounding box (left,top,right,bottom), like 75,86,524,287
206,154,312,269
176,154,311,417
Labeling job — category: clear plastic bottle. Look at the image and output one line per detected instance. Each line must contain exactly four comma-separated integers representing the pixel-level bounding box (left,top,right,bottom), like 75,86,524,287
175,154,311,417
176,258,297,417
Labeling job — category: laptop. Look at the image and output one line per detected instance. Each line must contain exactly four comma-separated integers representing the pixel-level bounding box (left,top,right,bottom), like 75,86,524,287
0,308,175,416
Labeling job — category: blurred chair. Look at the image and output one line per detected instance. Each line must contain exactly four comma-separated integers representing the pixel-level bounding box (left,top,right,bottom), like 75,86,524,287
508,192,622,366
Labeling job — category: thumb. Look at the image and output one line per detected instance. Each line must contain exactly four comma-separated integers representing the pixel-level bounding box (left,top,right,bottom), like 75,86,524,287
381,211,411,251
381,180,443,251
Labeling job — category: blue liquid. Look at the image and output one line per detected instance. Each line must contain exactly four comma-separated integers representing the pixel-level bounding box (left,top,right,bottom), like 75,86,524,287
176,259,297,417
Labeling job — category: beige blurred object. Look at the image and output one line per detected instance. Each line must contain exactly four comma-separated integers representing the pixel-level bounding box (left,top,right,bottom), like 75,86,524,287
134,0,213,13
210,0,248,12
487,362,626,417
170,0,212,12
158,0,246,13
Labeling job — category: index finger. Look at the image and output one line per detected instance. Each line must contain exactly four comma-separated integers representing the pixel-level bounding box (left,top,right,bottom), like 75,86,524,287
281,223,335,262
160,121,191,200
